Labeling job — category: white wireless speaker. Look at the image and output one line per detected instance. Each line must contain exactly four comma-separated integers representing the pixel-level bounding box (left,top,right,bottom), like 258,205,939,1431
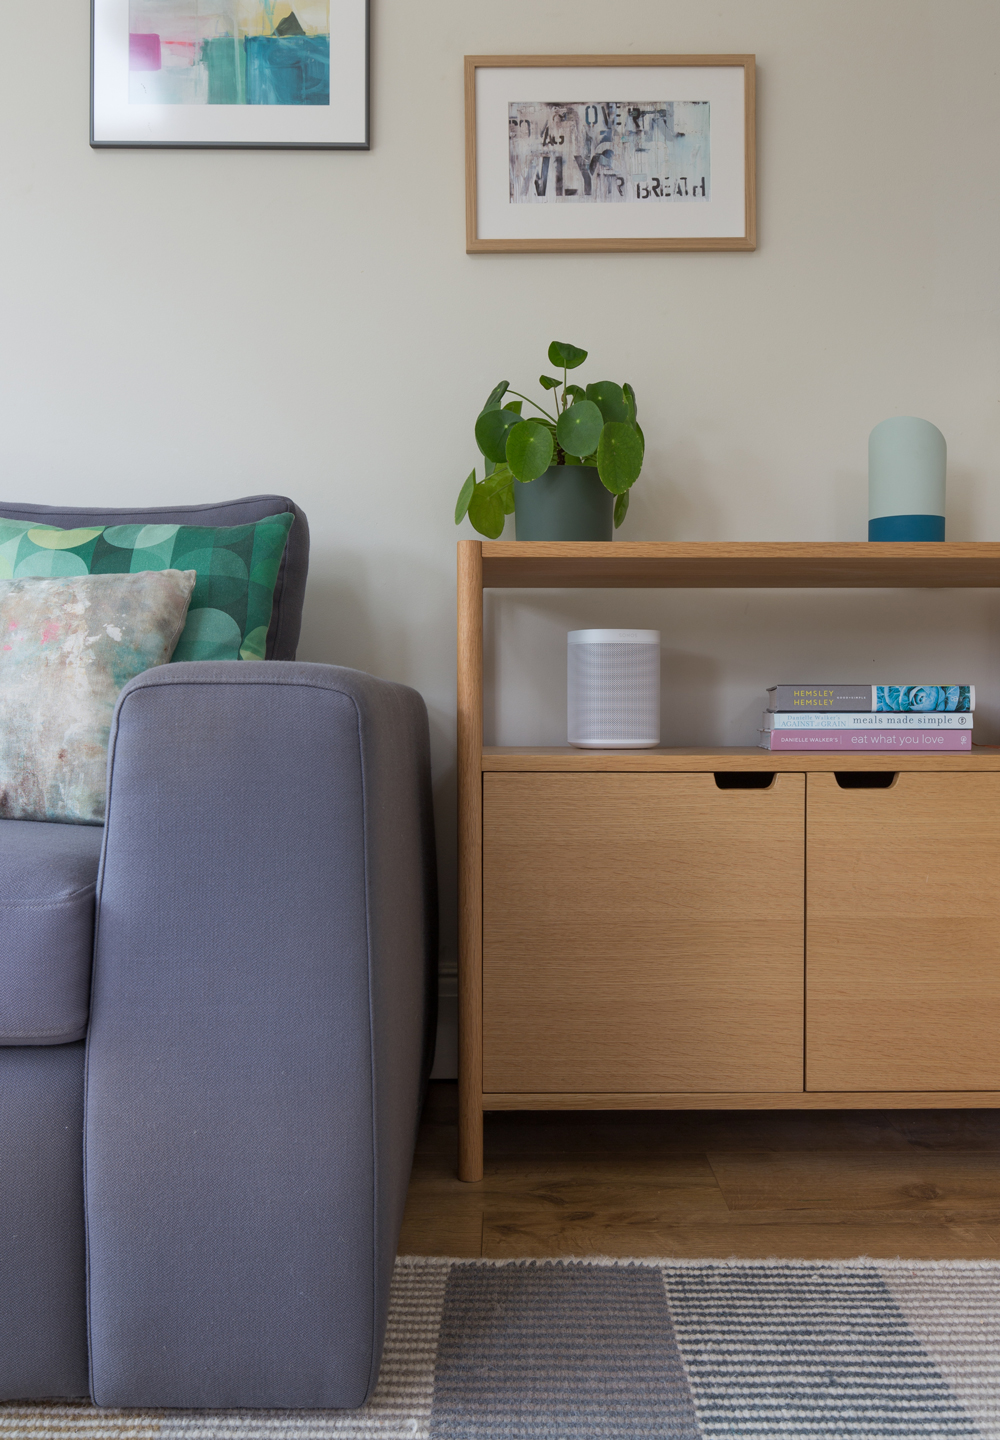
567,629,661,748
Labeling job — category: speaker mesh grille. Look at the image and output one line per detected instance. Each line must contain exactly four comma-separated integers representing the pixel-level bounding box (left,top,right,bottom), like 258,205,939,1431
568,642,660,745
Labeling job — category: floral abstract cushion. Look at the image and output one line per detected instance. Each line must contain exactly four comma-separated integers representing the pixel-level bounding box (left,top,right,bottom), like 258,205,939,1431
0,570,195,824
0,511,294,662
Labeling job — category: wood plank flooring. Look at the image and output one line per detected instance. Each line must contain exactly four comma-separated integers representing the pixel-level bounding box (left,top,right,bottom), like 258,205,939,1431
398,1083,1000,1260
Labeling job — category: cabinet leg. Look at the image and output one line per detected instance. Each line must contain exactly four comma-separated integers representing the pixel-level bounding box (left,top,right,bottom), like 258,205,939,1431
458,1095,483,1182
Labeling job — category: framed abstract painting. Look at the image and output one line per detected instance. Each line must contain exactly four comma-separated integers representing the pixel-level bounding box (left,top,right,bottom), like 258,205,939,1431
465,55,755,253
91,0,369,147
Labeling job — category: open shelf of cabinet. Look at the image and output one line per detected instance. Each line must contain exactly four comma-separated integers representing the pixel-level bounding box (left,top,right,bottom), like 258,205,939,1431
456,540,1000,1181
477,539,1000,589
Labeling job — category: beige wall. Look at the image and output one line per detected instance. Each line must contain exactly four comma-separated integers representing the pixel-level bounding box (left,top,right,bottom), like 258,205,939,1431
3,1,999,1071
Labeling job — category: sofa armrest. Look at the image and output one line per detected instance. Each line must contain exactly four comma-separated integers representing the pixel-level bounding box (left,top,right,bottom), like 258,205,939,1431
84,661,437,1409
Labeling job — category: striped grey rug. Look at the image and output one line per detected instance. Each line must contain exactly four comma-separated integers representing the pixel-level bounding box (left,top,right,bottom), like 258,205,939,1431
3,1256,999,1438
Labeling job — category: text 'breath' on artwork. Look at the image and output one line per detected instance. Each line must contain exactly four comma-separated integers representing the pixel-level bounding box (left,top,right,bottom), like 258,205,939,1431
509,101,710,204
128,0,330,105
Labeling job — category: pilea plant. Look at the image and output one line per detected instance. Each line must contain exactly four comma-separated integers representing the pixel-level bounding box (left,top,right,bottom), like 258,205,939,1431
454,341,644,539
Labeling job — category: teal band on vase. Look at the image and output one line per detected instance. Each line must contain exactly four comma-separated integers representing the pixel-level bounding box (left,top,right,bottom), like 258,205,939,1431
868,416,946,542
868,514,946,542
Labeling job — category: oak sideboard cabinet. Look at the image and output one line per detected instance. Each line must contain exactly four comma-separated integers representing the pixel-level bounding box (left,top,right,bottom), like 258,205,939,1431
457,540,1000,1181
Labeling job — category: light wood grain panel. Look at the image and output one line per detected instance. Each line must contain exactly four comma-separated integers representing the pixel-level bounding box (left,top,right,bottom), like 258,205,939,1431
480,1217,1000,1260
467,237,757,255
463,58,478,261
483,772,805,1093
480,1091,1000,1109
411,1154,722,1203
465,53,758,66
457,540,485,1180
403,1082,1000,1260
482,747,1000,773
743,54,757,250
398,1197,483,1258
806,772,1000,1092
479,540,1000,589
709,1149,1000,1215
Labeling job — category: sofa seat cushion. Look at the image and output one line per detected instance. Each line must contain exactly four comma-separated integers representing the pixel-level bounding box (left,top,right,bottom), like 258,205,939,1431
0,819,103,1044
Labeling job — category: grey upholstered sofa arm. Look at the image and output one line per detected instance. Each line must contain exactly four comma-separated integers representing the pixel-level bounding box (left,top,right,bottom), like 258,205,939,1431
84,662,437,1409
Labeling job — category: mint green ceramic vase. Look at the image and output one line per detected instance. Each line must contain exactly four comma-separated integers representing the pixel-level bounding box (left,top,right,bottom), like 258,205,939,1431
512,465,613,541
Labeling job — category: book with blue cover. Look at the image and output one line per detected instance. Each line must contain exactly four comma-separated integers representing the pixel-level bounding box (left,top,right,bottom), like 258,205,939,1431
766,685,974,713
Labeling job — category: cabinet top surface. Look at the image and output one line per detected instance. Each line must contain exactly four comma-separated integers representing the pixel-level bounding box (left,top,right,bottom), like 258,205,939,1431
470,541,1000,589
483,746,1000,772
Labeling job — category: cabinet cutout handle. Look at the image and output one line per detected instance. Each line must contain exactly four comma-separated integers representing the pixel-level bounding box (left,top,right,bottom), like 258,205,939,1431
834,771,896,789
714,772,775,789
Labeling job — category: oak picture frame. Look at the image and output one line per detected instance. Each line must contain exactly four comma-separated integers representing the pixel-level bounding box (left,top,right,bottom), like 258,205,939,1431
465,54,756,253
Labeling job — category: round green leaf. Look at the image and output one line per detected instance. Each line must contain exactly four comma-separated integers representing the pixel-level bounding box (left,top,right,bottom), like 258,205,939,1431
481,463,512,497
614,490,630,528
475,406,522,463
556,399,604,459
539,374,561,390
468,484,506,538
547,341,588,370
586,380,629,424
505,420,554,482
455,468,476,524
623,383,638,423
482,381,509,411
597,421,644,493
565,384,586,402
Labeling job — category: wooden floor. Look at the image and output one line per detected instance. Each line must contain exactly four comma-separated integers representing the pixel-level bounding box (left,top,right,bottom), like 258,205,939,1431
398,1082,1000,1260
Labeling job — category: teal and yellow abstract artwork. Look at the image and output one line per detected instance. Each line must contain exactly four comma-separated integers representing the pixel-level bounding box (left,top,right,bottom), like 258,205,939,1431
128,0,330,105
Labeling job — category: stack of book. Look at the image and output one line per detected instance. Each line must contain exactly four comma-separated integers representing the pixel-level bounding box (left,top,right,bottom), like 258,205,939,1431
759,685,974,751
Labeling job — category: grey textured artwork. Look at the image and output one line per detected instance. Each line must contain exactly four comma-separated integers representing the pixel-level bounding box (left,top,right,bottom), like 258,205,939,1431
509,101,710,204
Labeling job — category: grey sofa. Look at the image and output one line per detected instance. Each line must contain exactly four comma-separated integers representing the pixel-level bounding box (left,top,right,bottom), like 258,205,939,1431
0,495,437,1409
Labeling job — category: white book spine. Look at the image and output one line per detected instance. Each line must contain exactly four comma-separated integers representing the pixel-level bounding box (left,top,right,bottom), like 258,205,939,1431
762,711,974,730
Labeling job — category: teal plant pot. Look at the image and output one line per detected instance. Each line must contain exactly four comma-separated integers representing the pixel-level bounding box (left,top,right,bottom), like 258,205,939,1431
512,465,613,541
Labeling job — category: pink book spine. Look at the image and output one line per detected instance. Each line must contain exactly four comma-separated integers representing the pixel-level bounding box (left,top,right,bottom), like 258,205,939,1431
763,729,973,751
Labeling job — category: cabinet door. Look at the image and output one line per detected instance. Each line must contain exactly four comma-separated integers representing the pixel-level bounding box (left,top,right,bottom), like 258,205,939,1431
806,772,1000,1091
482,772,805,1093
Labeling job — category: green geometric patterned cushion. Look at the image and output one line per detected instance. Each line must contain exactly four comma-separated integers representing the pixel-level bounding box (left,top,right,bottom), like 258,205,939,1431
0,511,294,662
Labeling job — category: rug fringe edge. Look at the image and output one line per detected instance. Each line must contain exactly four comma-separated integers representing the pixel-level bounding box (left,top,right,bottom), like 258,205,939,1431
395,1254,1000,1270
